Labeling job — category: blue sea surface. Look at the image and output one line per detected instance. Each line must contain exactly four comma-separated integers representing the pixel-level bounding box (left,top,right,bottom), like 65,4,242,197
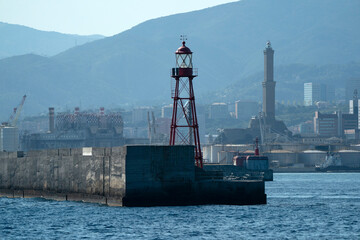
1,173,359,239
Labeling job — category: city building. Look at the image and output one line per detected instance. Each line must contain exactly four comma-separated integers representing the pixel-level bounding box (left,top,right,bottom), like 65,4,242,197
314,111,338,137
235,101,259,120
0,126,19,152
349,90,360,129
304,83,327,106
209,103,229,119
314,112,357,139
342,113,358,133
345,89,360,139
313,91,359,138
161,105,173,118
132,107,152,124
346,78,360,101
155,117,172,136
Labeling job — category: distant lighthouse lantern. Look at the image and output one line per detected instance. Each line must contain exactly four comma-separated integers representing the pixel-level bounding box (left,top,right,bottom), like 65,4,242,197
173,41,194,77
176,41,193,68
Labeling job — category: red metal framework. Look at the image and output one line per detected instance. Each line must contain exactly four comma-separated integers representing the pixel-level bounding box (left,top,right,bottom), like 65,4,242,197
169,41,203,168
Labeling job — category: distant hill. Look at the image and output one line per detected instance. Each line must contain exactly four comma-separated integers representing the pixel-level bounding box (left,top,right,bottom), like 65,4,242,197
0,0,359,120
0,22,104,59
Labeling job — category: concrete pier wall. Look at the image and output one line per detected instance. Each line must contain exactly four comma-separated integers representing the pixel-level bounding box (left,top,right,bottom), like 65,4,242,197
123,145,196,206
0,147,126,205
0,145,266,206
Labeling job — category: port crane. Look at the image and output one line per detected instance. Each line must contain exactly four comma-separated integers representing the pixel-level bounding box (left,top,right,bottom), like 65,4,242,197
4,95,27,127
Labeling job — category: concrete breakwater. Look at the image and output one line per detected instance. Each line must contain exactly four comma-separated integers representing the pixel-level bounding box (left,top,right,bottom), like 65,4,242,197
0,145,266,206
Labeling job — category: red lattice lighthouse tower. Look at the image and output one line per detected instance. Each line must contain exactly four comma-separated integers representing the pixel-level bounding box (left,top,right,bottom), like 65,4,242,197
169,39,203,168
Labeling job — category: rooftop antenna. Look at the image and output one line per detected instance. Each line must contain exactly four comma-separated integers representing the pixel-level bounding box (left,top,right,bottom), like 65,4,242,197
180,34,187,42
266,40,271,48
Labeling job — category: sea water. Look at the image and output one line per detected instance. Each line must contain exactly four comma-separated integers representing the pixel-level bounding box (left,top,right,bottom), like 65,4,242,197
1,173,359,239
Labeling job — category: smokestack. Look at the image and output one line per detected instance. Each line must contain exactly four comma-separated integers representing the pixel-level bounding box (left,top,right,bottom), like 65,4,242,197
49,107,55,133
74,107,80,115
100,107,105,115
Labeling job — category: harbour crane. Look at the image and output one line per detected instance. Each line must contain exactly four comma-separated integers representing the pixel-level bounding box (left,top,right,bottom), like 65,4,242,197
6,95,27,127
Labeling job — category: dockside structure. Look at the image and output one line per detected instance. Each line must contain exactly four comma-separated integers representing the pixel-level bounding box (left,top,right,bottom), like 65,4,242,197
21,107,124,151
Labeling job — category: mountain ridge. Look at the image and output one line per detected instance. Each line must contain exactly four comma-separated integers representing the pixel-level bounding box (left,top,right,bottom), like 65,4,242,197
0,22,104,59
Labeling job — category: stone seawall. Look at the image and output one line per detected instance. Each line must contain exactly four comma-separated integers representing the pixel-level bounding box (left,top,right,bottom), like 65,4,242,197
0,145,266,206
0,147,126,206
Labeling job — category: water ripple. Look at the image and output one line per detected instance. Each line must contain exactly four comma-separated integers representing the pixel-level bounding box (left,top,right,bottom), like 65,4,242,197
1,173,360,239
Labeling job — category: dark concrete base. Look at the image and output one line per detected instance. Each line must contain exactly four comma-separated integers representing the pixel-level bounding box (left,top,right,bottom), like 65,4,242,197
0,179,266,207
122,179,266,207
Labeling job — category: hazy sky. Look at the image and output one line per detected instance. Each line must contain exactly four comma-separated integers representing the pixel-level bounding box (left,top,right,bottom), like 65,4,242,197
0,0,237,36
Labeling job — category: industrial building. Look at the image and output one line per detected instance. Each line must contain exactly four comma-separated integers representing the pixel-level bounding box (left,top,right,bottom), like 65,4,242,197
0,126,19,152
314,90,359,138
21,107,124,151
209,103,229,119
203,143,360,170
314,111,339,137
349,90,360,134
132,107,152,124
235,101,259,120
1,95,26,152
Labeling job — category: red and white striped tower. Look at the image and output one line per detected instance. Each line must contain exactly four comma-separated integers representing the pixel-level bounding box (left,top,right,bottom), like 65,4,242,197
169,38,203,168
